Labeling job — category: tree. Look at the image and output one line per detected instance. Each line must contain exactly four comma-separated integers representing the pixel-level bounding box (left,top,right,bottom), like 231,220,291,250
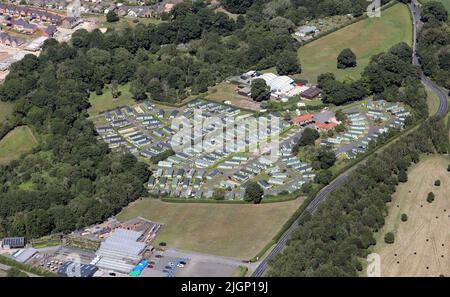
447,164,450,172
251,79,271,102
398,169,408,183
222,0,255,14
337,48,357,69
314,169,333,185
130,79,147,100
244,182,264,204
434,179,441,186
298,128,320,146
389,42,413,62
315,146,336,169
110,81,120,99
384,232,395,244
317,72,336,89
106,10,119,23
427,192,435,203
401,213,408,222
276,50,301,75
421,1,448,23
269,16,295,35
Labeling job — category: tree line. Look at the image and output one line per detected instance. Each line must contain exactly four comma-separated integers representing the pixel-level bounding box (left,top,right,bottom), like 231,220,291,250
417,1,450,91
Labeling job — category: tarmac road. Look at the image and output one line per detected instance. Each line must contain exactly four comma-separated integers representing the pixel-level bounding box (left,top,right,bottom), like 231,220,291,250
251,0,448,277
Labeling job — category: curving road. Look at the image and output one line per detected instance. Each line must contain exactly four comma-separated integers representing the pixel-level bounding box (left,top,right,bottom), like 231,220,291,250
409,0,449,118
251,1,448,277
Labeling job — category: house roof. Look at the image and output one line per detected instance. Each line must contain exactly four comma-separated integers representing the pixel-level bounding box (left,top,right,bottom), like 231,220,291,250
13,19,37,30
301,87,321,99
0,32,24,45
315,122,338,130
292,114,314,124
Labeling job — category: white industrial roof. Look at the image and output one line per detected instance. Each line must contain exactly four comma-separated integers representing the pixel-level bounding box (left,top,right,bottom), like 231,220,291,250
95,228,146,273
13,248,37,263
255,73,295,95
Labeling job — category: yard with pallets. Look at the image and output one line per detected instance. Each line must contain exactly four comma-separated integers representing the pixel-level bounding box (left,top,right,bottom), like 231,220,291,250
371,155,450,276
297,3,413,83
0,126,38,165
117,197,304,259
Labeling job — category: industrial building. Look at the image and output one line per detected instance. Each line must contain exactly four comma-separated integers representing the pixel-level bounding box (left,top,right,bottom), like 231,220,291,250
1,237,25,249
92,229,146,274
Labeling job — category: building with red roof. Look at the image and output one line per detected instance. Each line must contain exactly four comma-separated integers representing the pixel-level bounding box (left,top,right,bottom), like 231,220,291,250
292,114,315,126
315,122,338,131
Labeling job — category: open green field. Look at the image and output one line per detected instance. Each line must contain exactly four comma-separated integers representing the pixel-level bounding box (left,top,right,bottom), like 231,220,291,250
0,101,14,123
117,198,304,259
95,15,164,31
0,126,38,164
297,3,413,83
426,88,440,116
420,0,450,13
88,84,135,116
371,155,450,276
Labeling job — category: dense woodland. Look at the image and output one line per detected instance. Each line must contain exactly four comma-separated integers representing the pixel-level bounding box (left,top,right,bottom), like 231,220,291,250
222,0,391,19
0,51,150,238
417,1,450,91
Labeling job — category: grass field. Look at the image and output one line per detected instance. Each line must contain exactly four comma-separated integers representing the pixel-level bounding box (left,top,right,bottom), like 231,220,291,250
0,101,14,123
297,3,413,83
117,198,304,259
206,82,261,111
420,0,450,13
97,16,164,31
0,126,38,165
371,155,450,276
426,88,440,116
88,84,135,116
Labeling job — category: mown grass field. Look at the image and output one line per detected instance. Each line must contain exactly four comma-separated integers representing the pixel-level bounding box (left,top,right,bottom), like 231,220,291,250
0,101,14,123
88,84,135,116
297,3,413,83
371,155,450,276
117,198,304,259
426,88,440,116
0,126,38,164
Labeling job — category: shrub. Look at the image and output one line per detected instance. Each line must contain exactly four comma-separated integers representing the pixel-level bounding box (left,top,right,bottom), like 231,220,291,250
435,180,441,186
427,192,435,203
398,169,408,183
384,232,395,244
401,213,408,222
